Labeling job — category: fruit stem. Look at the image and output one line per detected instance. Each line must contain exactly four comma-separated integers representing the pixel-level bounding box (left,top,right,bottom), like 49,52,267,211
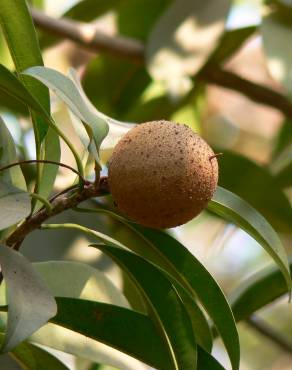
209,153,223,161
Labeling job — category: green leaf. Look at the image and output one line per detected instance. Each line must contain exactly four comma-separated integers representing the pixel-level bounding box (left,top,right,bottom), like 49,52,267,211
0,183,31,231
24,66,109,163
122,223,239,370
217,150,292,232
261,10,292,95
11,340,69,370
33,261,129,307
206,25,257,66
117,0,171,41
34,127,61,211
93,244,197,370
40,0,123,49
0,116,26,190
75,207,238,370
197,347,225,370
230,260,292,322
82,55,150,120
0,0,49,140
146,0,231,81
51,297,173,370
0,245,56,352
208,186,291,293
0,64,48,117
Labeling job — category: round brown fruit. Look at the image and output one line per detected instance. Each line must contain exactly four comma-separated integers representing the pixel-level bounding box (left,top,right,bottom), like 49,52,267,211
108,120,218,229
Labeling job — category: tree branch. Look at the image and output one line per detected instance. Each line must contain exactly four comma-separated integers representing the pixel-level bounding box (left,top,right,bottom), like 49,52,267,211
30,7,292,118
5,177,109,248
247,315,292,355
30,8,144,63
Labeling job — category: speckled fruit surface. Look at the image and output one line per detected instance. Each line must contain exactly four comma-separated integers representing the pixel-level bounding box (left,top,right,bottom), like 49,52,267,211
108,120,218,229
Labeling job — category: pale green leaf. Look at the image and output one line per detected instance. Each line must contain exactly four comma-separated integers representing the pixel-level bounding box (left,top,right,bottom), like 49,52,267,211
0,245,57,352
0,183,31,231
0,116,26,190
24,66,109,163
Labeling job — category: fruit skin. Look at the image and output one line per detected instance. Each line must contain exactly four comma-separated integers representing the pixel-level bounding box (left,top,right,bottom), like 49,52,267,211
108,120,218,229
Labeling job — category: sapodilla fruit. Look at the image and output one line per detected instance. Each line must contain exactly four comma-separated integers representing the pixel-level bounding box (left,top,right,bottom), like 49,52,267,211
108,120,219,229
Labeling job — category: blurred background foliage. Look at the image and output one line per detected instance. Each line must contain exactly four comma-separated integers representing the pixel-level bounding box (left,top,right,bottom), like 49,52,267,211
1,0,292,369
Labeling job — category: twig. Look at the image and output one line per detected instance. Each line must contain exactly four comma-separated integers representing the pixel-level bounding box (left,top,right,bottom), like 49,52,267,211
5,177,108,248
0,159,90,185
30,8,144,63
198,67,292,118
30,7,292,118
247,315,292,355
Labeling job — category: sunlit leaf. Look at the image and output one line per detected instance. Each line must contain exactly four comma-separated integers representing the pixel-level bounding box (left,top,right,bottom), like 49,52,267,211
0,245,56,352
208,186,291,293
0,183,31,231
146,0,231,81
24,67,109,163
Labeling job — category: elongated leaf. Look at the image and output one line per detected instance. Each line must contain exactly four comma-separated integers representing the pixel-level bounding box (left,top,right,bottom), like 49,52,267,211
25,67,109,163
75,207,238,370
0,183,31,231
40,0,123,49
230,260,292,322
197,347,225,370
206,25,257,66
208,186,291,293
51,297,173,370
0,0,49,140
34,127,61,211
117,0,171,41
146,0,231,81
11,340,69,370
0,116,26,190
33,261,129,307
0,245,57,352
217,150,292,232
93,245,197,370
0,64,48,117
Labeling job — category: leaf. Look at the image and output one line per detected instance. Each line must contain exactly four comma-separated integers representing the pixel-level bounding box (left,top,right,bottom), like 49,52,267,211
117,0,171,41
40,0,123,49
146,0,231,81
206,25,257,66
50,297,173,370
11,340,69,370
261,9,292,95
24,66,109,163
0,183,31,231
92,244,197,370
208,186,291,293
230,260,292,322
0,116,26,190
82,55,150,120
197,347,225,370
0,245,57,352
0,0,49,140
0,64,48,117
34,127,61,211
123,223,239,370
75,207,239,370
217,149,292,231
33,261,129,308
